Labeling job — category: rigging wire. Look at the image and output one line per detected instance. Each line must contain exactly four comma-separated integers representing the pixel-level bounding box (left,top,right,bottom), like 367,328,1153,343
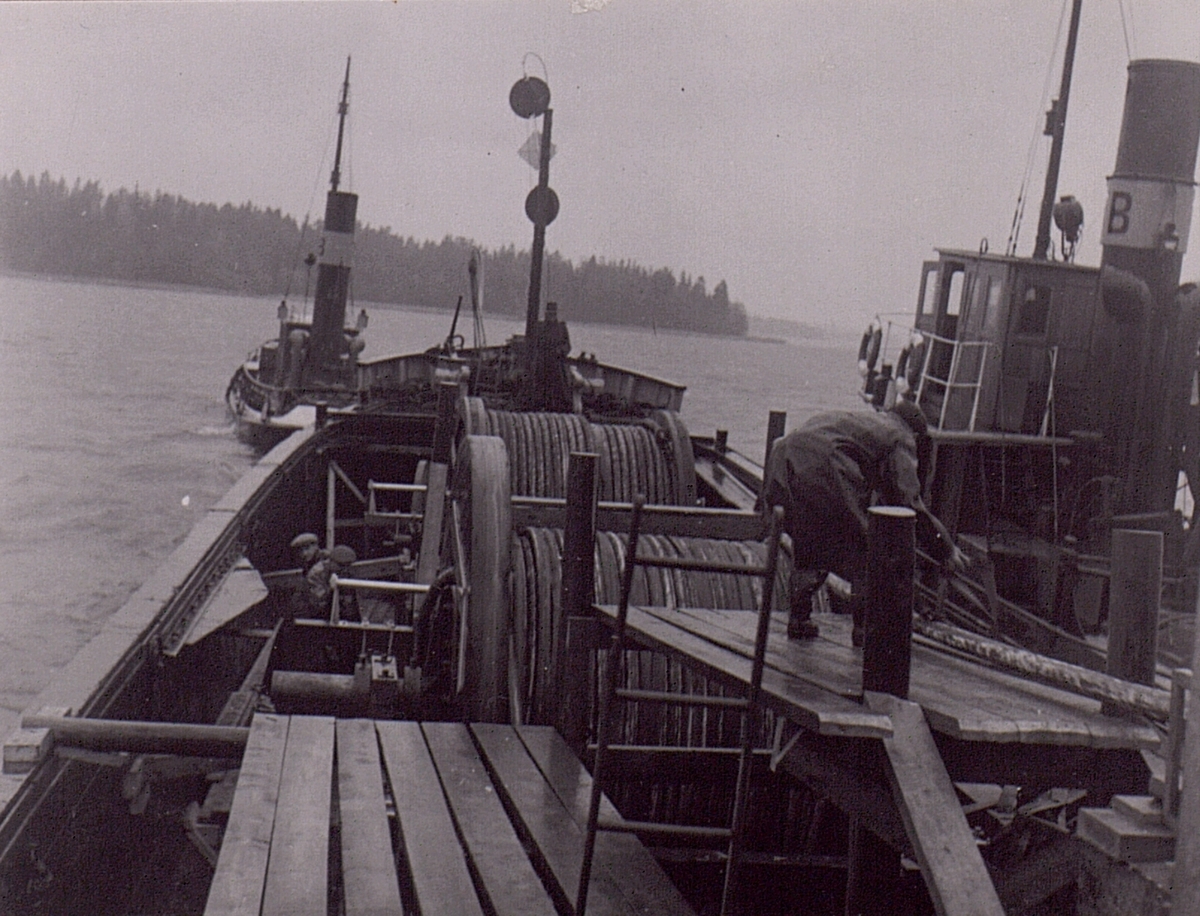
1117,0,1136,61
1007,0,1072,256
285,91,343,322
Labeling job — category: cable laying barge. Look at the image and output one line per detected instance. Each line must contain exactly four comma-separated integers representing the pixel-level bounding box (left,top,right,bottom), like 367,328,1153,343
4,54,1200,916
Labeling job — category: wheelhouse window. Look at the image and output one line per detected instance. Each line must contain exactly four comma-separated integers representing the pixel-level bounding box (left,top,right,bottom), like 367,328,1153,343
1017,284,1051,336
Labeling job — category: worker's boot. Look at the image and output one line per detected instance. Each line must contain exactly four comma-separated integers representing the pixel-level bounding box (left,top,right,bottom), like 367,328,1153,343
787,573,821,640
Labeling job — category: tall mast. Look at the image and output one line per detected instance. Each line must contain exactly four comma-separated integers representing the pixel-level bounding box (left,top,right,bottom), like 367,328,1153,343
1033,0,1083,260
307,57,359,378
330,57,351,192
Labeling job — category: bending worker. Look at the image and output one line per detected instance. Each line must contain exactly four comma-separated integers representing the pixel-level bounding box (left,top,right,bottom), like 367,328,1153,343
760,399,966,645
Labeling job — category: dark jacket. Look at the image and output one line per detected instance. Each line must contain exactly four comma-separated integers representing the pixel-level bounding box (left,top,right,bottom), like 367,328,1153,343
760,410,949,584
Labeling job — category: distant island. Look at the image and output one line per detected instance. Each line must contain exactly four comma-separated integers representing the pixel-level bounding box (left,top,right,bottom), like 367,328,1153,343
1,171,755,337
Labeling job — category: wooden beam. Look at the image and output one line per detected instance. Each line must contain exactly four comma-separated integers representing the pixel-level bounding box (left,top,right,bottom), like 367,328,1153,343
509,496,763,541
416,461,448,586
262,715,335,916
421,722,558,916
336,719,403,916
375,721,484,916
473,723,662,916
204,713,289,916
1104,529,1162,716
866,693,1004,916
559,453,597,747
862,506,916,698
1170,590,1200,912
512,725,697,916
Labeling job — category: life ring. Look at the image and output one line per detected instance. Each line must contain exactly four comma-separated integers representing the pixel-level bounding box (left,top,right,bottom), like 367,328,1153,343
895,331,926,395
857,322,882,378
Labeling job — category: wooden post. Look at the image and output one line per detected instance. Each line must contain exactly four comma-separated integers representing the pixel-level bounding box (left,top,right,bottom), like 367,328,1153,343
861,506,916,699
431,381,458,466
762,411,786,477
758,412,787,497
1104,528,1161,716
848,506,914,916
715,429,728,454
1171,586,1200,911
1165,667,1189,827
558,452,598,751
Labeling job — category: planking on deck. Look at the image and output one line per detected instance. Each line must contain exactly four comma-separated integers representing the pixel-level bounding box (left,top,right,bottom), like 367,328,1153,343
204,714,696,916
594,603,1159,751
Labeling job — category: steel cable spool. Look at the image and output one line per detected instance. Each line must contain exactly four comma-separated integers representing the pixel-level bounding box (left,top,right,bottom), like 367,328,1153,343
479,408,687,503
510,526,789,727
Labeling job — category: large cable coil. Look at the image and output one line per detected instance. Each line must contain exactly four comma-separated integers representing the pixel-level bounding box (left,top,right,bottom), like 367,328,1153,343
510,526,790,734
462,400,696,504
510,524,799,833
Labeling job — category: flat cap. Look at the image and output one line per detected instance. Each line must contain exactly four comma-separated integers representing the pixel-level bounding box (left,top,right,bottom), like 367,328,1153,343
289,532,320,549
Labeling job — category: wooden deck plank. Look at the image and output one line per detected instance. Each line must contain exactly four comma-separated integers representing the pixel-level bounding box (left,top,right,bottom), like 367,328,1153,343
262,715,335,916
470,724,618,916
204,714,290,916
375,720,484,916
866,693,1005,916
474,723,694,916
595,604,892,738
513,725,697,916
654,604,1157,749
661,605,862,697
421,722,558,916
335,719,403,916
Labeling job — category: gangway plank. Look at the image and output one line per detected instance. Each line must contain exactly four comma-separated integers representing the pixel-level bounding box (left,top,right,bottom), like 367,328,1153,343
865,692,1005,916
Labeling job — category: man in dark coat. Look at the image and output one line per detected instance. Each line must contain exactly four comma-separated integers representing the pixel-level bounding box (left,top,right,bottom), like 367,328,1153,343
760,400,965,644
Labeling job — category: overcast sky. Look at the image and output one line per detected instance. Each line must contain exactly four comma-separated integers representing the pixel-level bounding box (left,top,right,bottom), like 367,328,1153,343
3,1,1199,328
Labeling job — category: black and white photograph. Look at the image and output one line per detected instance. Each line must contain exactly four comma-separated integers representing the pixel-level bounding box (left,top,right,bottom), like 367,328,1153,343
2,2,1200,913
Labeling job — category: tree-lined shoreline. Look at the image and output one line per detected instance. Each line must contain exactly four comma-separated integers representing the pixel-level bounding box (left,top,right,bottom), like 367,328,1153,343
1,171,750,337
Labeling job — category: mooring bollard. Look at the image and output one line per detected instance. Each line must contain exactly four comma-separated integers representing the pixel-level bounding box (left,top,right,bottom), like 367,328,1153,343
862,506,916,699
559,451,598,750
1104,528,1162,716
848,505,916,915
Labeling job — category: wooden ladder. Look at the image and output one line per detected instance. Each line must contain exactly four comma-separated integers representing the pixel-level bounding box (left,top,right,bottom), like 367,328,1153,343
577,496,784,916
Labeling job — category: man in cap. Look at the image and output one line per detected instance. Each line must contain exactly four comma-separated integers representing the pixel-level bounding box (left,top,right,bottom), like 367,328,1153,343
290,532,325,572
760,399,966,645
290,532,332,618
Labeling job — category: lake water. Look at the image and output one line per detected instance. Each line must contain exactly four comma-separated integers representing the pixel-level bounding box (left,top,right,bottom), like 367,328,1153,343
0,273,862,738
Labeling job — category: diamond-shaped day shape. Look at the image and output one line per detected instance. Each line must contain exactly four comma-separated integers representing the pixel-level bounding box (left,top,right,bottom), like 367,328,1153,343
518,132,556,169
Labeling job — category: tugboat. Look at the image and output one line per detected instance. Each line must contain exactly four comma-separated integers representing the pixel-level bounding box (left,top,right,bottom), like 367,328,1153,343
5,42,1200,916
225,58,369,449
856,16,1200,671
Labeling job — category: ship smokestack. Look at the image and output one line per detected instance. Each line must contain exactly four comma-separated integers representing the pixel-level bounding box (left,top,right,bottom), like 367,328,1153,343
1099,59,1200,513
308,189,357,375
307,58,357,382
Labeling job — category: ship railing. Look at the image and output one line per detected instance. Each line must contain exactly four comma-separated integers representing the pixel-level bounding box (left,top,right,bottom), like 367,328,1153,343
367,480,427,519
912,331,991,433
318,574,428,632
